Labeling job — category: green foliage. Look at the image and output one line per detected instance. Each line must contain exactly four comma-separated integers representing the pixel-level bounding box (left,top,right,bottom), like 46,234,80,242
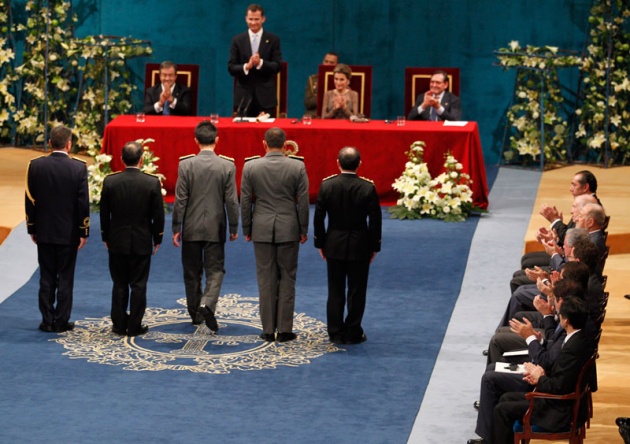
496,42,580,165
574,0,630,165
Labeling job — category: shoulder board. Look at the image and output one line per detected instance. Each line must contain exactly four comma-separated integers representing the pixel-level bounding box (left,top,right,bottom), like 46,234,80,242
179,154,195,161
142,171,161,179
219,154,235,162
288,155,305,162
360,176,375,184
106,171,122,177
72,157,86,164
29,155,46,162
244,155,261,162
322,174,338,182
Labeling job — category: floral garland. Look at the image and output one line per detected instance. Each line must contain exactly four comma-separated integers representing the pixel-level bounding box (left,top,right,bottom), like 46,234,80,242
574,0,630,165
4,0,151,153
0,3,17,141
388,141,475,223
88,138,167,212
495,41,581,165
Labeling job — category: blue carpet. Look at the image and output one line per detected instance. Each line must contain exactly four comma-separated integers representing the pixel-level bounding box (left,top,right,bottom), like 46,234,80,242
0,208,479,443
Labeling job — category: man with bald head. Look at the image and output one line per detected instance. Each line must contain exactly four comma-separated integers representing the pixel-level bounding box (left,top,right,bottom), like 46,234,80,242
521,170,599,271
510,193,600,294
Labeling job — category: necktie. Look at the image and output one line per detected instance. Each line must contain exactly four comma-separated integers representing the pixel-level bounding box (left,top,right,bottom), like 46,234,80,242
163,100,171,116
251,34,259,54
430,107,438,121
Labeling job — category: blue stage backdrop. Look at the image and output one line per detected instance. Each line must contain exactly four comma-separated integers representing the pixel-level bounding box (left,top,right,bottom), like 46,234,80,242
23,0,594,164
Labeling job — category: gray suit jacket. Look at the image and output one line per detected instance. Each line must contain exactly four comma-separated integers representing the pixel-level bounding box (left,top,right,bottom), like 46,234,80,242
240,151,309,243
172,150,239,242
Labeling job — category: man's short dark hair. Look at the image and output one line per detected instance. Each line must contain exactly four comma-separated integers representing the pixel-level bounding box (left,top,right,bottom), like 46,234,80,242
561,261,590,290
160,60,178,72
559,296,589,330
572,239,599,274
264,127,286,149
338,147,360,171
433,70,449,83
122,141,144,166
247,3,264,15
195,121,217,145
49,125,72,150
576,170,598,193
553,278,585,302
326,51,339,59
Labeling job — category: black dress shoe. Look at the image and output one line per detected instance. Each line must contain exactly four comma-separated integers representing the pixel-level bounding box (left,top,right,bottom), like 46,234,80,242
625,294,630,301
127,325,149,336
38,322,54,333
473,400,480,410
199,305,219,332
618,417,630,426
346,333,367,344
467,438,486,444
329,335,345,344
277,332,297,342
260,333,275,342
54,321,75,333
111,326,127,335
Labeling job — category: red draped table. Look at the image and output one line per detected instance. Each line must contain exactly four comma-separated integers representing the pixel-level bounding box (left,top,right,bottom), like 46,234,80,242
102,116,489,208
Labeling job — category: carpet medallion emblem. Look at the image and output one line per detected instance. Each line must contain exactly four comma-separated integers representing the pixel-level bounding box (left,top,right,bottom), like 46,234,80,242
51,294,341,373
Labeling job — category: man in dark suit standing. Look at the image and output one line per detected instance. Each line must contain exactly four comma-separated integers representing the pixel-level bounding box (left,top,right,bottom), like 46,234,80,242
172,121,239,330
491,297,595,444
143,61,192,116
241,127,309,342
228,4,282,117
25,125,90,333
314,147,382,344
100,142,165,336
407,70,461,121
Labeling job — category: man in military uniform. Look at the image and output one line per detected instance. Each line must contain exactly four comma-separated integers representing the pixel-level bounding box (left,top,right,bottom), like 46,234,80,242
313,147,382,344
172,121,239,330
100,141,165,336
25,125,90,333
240,127,309,342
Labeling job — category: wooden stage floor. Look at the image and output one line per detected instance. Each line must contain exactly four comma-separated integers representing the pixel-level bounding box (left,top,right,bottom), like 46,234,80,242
1,147,629,442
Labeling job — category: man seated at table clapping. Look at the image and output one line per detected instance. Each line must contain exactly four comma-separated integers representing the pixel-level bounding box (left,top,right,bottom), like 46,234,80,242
407,70,461,121
143,61,193,116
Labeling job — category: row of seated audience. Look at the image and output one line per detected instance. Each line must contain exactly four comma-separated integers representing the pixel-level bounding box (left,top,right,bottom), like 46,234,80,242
467,170,611,444
141,59,462,121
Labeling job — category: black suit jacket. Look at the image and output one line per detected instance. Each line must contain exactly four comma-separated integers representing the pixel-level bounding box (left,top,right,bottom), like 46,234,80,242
143,83,192,116
100,169,165,255
314,173,381,261
25,152,90,245
530,330,595,431
407,91,461,121
228,30,282,111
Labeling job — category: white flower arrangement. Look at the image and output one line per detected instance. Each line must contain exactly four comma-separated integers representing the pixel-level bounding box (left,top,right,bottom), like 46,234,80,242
388,141,475,222
87,138,167,212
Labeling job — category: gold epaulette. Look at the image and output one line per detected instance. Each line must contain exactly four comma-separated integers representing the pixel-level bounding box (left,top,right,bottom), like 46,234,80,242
289,155,305,162
142,171,161,179
322,174,337,182
29,155,46,162
244,155,261,162
360,176,375,185
219,154,235,162
106,171,122,177
72,157,86,163
179,154,195,161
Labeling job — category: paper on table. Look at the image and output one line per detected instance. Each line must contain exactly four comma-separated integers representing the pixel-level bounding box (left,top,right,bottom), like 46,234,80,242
495,362,526,374
231,117,276,123
443,121,468,126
